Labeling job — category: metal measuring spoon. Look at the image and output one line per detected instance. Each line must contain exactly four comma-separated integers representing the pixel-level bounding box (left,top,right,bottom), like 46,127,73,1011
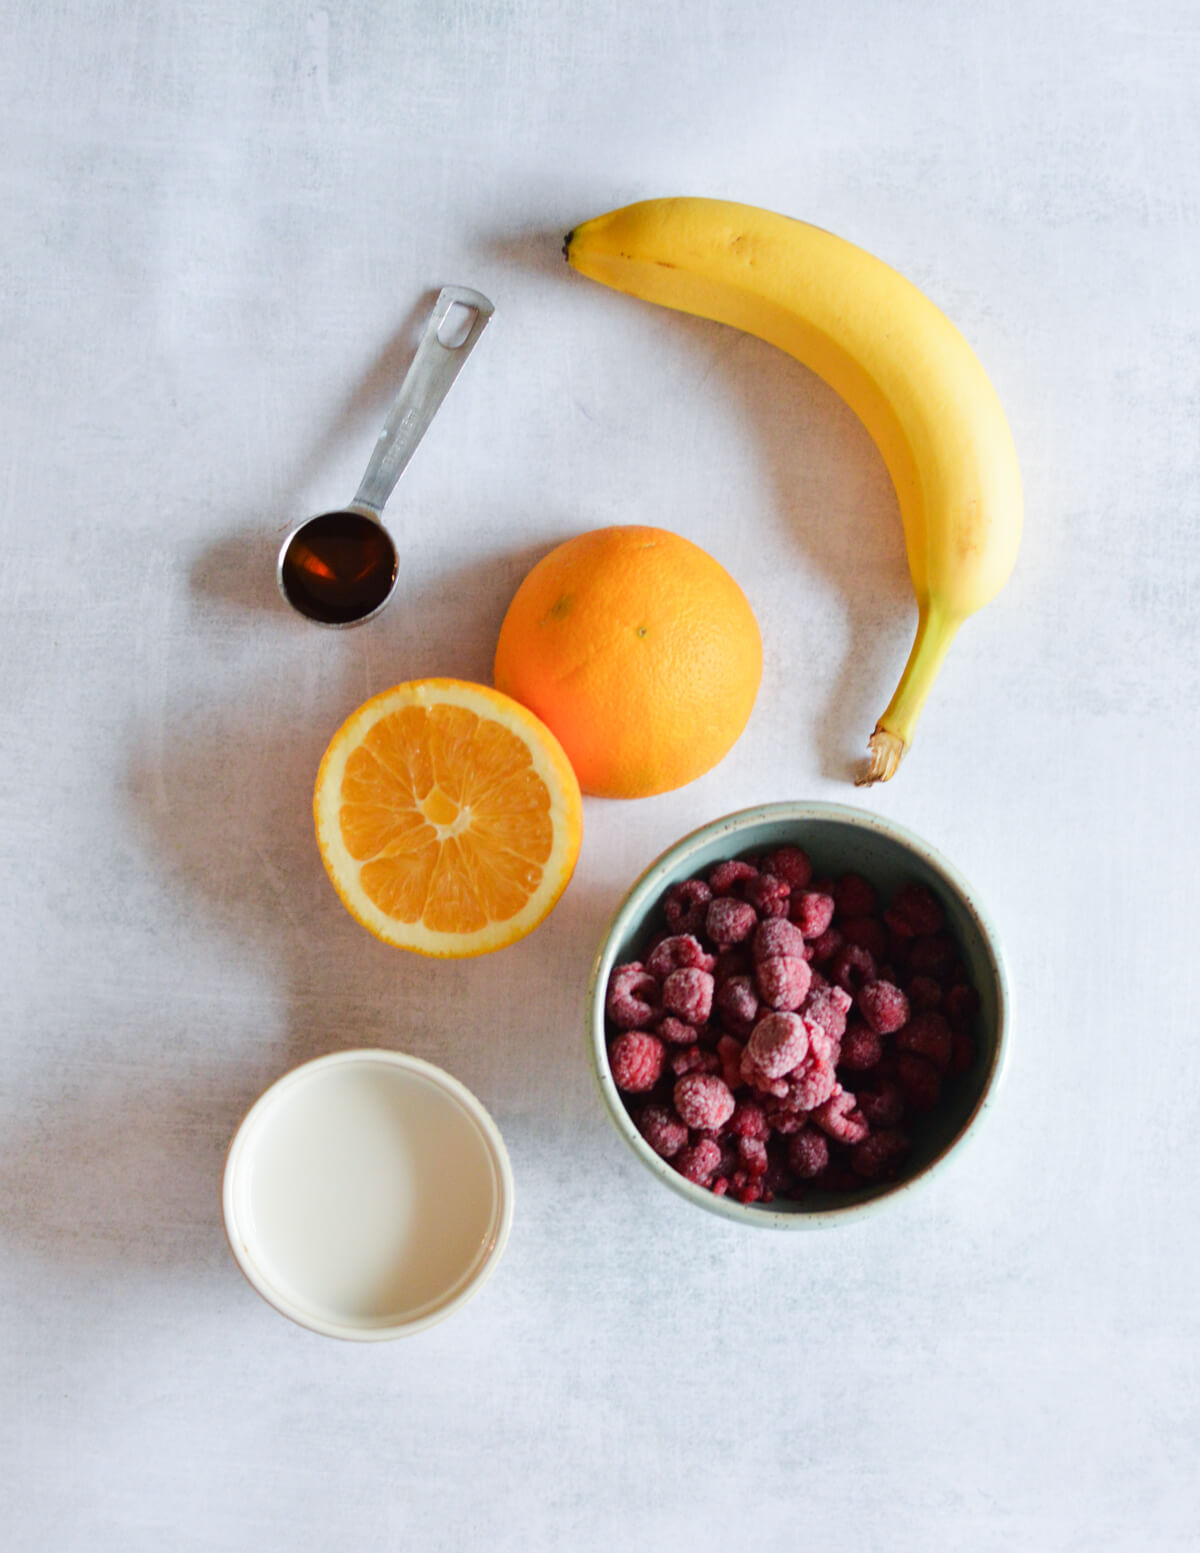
277,285,493,626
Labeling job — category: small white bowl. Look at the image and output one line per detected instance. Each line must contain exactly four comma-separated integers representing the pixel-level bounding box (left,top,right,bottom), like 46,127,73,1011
587,802,1010,1226
223,1050,513,1339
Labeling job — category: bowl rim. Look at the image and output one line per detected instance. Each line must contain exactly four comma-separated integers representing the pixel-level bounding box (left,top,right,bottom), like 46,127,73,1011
586,800,1011,1227
222,1047,515,1338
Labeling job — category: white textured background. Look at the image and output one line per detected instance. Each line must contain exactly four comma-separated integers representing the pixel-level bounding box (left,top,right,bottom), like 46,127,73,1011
3,1,1198,1548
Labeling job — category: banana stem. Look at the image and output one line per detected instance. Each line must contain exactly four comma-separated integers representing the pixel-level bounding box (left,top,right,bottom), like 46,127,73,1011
856,605,961,785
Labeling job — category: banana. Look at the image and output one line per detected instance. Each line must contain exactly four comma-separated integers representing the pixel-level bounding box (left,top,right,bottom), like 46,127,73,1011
564,198,1022,783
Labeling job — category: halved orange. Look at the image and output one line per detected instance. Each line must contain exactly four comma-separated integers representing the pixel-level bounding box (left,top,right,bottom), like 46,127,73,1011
314,679,583,956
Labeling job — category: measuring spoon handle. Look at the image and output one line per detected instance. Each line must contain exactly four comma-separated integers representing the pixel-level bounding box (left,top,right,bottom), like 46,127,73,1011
351,285,493,517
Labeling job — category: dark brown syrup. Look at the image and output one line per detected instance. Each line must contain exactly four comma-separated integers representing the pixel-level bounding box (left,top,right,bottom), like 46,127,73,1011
279,510,397,625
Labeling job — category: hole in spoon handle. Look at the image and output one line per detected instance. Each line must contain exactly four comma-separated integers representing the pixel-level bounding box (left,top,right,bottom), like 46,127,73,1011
352,285,494,517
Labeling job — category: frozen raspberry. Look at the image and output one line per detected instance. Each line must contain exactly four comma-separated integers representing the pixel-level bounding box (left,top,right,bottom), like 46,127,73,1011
858,978,910,1035
729,1099,770,1141
790,890,836,938
664,878,712,936
839,915,889,960
745,872,790,918
895,1052,942,1113
907,975,943,1011
885,881,945,937
657,1015,698,1046
950,1031,976,1075
716,1035,745,1091
834,873,878,918
812,1086,869,1144
706,897,757,946
944,983,982,1026
838,1021,884,1072
732,1175,765,1205
670,1045,721,1077
752,917,807,962
674,1138,722,1184
713,944,752,986
646,934,716,979
802,982,853,1043
608,1031,664,1093
714,974,759,1029
762,845,812,890
806,926,844,965
830,943,877,993
755,954,812,1012
746,1011,809,1080
858,1077,905,1127
635,1104,688,1159
851,1129,910,1180
896,1010,953,1071
764,1101,807,1134
708,859,758,895
674,1073,736,1131
737,1136,769,1176
907,934,956,977
856,1080,906,1130
662,967,714,1025
605,963,660,1030
784,1045,838,1111
787,1128,830,1179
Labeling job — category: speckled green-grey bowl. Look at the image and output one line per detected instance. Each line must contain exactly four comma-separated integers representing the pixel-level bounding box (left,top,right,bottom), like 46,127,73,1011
586,802,1010,1226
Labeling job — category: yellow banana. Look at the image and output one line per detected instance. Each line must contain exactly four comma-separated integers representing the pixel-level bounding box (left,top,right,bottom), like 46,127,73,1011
564,198,1022,783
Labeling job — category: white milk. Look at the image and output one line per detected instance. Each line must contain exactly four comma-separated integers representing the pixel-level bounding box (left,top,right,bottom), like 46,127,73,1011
243,1059,499,1326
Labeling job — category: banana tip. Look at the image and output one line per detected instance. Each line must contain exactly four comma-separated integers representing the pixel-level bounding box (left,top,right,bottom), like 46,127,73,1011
562,229,574,261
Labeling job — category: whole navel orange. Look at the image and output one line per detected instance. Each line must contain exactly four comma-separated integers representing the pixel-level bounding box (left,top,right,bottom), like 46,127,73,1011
493,526,762,798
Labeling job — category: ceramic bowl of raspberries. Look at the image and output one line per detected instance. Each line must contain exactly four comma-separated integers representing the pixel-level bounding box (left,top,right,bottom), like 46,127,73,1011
588,802,1009,1225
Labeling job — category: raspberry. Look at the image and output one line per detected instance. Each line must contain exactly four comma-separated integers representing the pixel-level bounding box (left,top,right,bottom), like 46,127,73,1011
784,1046,838,1111
737,1136,769,1176
896,1010,953,1071
839,915,889,960
907,975,943,1011
708,859,758,895
732,1175,765,1205
664,878,712,936
746,1011,809,1079
755,955,812,1012
662,967,714,1025
706,897,757,946
830,943,877,993
907,934,956,977
635,1104,688,1158
802,982,853,1043
858,1077,905,1127
838,1021,884,1072
606,963,660,1030
674,1073,736,1131
745,872,790,918
670,1045,721,1077
790,890,836,938
950,1032,976,1075
764,1101,807,1134
729,1100,770,1141
885,881,945,937
763,846,813,890
658,1015,698,1046
787,1128,830,1179
711,1177,730,1197
646,934,716,978
834,873,878,918
895,1052,942,1113
714,974,759,1030
806,926,844,964
752,917,807,962
851,1129,910,1180
812,1086,869,1144
944,983,982,1026
858,979,910,1035
713,944,752,985
608,1031,665,1093
716,1035,745,1090
675,1138,722,1184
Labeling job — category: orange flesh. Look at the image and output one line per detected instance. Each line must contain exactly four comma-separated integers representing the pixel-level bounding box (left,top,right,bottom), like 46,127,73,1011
338,703,553,933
